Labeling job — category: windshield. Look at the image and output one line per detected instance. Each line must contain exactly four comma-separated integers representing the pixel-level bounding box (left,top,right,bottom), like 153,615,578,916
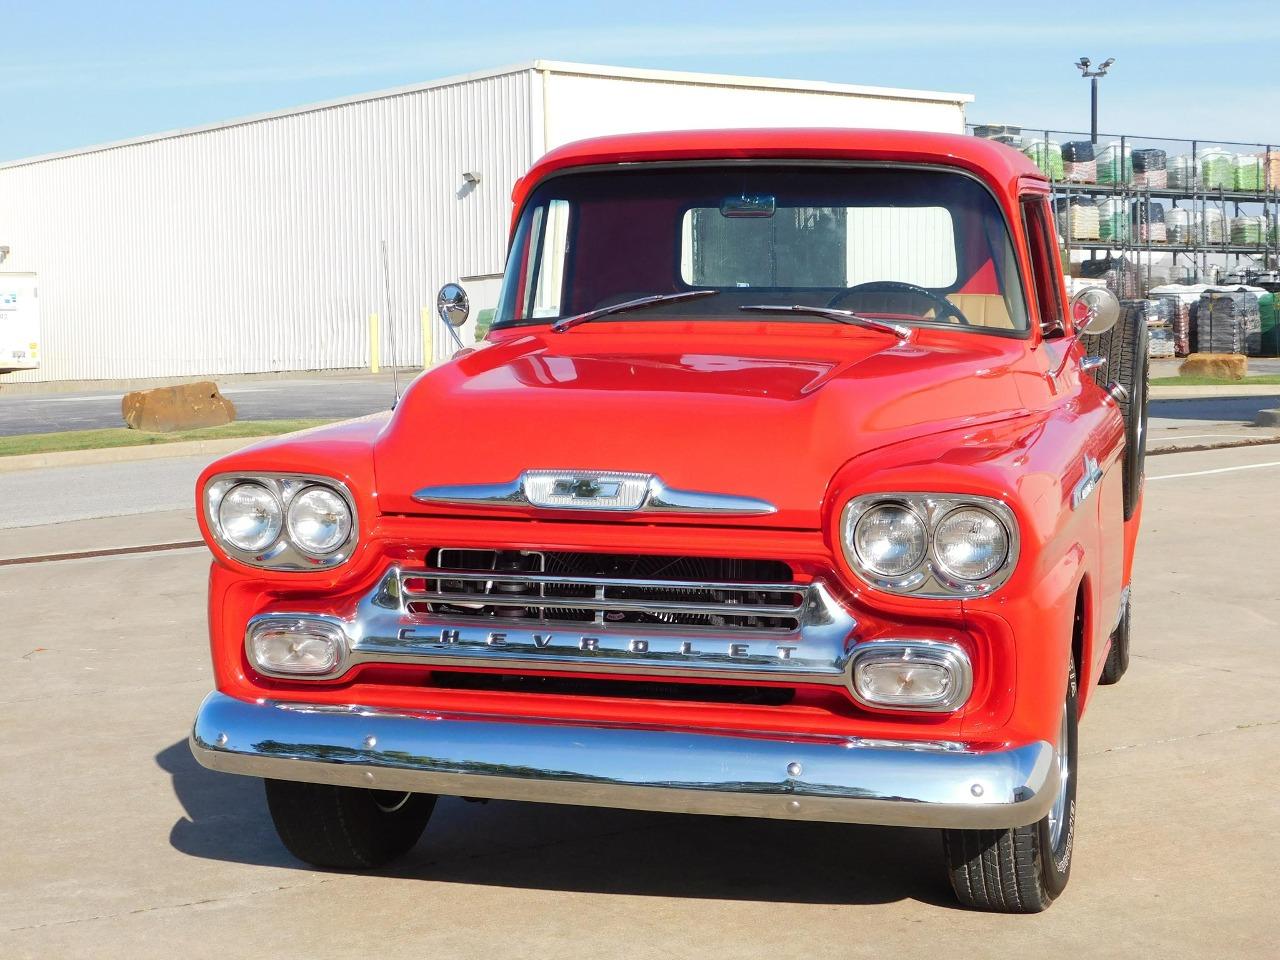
494,165,1029,334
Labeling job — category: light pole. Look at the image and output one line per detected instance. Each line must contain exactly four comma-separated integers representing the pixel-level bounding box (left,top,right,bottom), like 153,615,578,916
1074,57,1115,144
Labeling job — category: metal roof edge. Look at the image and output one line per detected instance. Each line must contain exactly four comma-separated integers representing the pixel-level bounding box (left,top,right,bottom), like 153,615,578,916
531,59,974,105
1,59,972,170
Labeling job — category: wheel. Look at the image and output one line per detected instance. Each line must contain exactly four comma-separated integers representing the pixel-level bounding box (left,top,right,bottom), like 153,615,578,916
1099,593,1131,685
1083,301,1149,519
943,663,1078,913
264,779,436,869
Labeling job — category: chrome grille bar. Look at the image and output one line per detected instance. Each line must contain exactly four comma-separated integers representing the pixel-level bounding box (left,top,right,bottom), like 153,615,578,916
404,591,806,618
409,569,806,594
406,568,804,631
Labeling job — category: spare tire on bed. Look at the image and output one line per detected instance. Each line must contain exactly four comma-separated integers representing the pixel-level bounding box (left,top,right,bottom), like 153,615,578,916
1083,301,1149,520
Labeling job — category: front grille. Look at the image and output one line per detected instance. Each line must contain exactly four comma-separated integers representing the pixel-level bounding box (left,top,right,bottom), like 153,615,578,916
400,548,803,632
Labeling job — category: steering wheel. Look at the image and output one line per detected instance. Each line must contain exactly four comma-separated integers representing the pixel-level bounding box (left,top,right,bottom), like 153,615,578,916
827,280,972,326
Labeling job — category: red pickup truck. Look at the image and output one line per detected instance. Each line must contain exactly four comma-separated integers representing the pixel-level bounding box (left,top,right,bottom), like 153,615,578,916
190,129,1146,913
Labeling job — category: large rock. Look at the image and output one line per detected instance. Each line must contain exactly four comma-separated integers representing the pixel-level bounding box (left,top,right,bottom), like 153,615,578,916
121,381,236,432
1179,353,1247,380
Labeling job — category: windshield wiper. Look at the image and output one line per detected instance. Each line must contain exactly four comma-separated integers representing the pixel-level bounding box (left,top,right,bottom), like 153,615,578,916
550,290,719,333
738,304,913,341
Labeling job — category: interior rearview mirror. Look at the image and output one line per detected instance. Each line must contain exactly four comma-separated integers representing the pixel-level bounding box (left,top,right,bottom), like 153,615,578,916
1069,286,1120,336
436,283,470,329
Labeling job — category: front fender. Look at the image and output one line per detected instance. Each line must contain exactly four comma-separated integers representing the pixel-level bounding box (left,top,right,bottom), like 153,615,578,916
821,411,1106,737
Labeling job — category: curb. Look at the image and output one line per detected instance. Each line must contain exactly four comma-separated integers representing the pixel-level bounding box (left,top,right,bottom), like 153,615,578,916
0,436,265,474
1151,385,1280,400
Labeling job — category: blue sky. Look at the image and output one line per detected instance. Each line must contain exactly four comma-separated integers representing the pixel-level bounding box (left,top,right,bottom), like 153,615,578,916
3,0,1278,162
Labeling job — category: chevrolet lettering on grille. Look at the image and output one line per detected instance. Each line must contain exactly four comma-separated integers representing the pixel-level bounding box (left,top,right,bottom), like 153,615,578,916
398,626,802,661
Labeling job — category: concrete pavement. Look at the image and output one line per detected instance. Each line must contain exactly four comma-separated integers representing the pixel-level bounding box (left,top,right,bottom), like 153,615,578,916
1,443,1278,957
0,456,210,528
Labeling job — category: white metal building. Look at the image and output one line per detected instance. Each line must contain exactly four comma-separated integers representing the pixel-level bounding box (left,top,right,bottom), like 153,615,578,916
0,61,972,384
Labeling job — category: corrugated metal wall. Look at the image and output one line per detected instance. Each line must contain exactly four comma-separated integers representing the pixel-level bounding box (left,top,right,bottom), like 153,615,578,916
0,62,969,384
0,69,535,382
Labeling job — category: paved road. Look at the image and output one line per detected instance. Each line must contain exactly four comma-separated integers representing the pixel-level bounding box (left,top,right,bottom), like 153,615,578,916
0,375,401,436
1148,393,1280,449
0,456,209,529
1,444,1277,957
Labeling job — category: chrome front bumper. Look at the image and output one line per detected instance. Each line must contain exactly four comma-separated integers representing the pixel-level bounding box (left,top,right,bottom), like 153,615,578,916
190,692,1057,829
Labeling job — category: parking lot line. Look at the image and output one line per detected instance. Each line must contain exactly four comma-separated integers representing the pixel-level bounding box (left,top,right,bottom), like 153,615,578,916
1148,459,1280,481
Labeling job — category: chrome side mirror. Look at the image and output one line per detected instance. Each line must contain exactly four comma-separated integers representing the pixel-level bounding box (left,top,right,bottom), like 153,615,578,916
1069,286,1120,336
436,283,470,329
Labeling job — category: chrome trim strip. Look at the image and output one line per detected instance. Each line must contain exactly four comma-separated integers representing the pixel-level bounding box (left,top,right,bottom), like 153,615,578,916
1071,455,1105,510
245,576,858,684
413,470,777,516
191,692,1058,829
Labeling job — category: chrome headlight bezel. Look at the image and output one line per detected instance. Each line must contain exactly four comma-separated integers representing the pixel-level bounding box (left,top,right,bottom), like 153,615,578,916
848,638,974,712
840,493,1019,598
204,473,358,571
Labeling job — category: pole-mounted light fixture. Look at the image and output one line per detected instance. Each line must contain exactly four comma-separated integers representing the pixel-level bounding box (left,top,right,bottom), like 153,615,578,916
1075,57,1115,144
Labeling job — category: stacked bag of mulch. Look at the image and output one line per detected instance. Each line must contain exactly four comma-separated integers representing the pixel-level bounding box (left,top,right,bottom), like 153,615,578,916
1149,325,1176,358
1168,154,1198,190
1022,140,1064,180
1197,288,1261,355
1055,196,1101,240
1132,199,1167,242
1097,142,1132,185
1126,299,1176,358
1061,141,1097,183
1081,255,1140,300
1152,294,1193,355
1266,150,1280,190
1203,208,1226,244
1231,215,1266,245
1167,207,1197,244
974,124,1023,148
1233,154,1264,192
1199,148,1234,190
1098,198,1130,244
1132,148,1167,189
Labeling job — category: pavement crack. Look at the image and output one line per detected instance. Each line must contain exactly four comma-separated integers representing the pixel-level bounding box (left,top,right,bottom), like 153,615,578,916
3,876,343,935
1085,717,1280,756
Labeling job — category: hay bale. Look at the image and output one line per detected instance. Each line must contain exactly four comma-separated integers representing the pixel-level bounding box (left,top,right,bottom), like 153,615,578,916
1179,353,1247,380
121,381,236,432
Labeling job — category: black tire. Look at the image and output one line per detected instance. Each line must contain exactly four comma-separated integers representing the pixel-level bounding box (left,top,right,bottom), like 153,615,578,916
1083,302,1149,520
264,779,436,869
943,663,1078,913
1099,594,1131,685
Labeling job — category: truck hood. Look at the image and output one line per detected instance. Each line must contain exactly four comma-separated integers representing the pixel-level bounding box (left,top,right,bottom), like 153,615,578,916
373,324,1030,529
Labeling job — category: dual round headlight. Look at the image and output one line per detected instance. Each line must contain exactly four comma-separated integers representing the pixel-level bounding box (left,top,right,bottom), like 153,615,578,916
209,476,355,568
843,495,1015,595
216,482,283,553
850,503,928,578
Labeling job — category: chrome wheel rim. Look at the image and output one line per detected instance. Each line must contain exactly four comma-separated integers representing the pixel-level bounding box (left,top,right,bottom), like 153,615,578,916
1047,702,1071,849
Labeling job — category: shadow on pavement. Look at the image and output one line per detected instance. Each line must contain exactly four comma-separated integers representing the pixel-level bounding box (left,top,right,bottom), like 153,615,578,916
156,738,952,907
1151,395,1279,423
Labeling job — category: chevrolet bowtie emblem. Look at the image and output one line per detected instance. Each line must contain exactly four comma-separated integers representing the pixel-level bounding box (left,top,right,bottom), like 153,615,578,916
551,477,622,499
